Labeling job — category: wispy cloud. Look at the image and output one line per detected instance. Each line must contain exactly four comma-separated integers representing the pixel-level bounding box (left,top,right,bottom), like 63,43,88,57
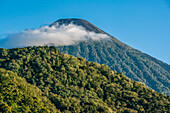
0,23,110,48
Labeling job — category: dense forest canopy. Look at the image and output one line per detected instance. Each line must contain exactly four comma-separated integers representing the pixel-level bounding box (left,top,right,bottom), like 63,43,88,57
0,68,57,112
0,46,169,112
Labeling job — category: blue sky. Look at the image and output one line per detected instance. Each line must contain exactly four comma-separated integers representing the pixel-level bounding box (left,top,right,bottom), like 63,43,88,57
0,0,170,64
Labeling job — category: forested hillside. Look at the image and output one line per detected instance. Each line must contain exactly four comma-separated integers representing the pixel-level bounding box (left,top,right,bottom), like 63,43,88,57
0,46,169,112
56,38,170,95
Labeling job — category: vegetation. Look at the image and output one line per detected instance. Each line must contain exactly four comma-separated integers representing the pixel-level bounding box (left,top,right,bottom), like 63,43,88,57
0,68,57,112
0,46,169,112
56,39,170,95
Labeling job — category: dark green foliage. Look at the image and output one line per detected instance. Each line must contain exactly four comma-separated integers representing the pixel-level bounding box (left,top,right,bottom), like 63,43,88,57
0,46,169,112
56,39,170,95
0,68,57,113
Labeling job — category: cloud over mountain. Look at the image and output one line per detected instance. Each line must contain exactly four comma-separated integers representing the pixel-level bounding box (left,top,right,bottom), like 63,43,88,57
0,23,110,48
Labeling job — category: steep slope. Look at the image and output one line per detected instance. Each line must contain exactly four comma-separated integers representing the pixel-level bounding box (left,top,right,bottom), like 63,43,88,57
51,18,170,95
0,46,169,112
0,68,57,112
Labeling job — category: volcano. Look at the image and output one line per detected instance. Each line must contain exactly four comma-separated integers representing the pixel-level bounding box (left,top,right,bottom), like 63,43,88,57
51,18,170,95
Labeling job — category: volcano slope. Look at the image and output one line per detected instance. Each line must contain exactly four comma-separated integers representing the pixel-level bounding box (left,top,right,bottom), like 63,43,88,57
52,18,170,95
0,46,169,112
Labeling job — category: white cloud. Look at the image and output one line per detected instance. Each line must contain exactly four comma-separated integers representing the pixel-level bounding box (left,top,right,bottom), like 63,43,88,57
0,23,110,48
